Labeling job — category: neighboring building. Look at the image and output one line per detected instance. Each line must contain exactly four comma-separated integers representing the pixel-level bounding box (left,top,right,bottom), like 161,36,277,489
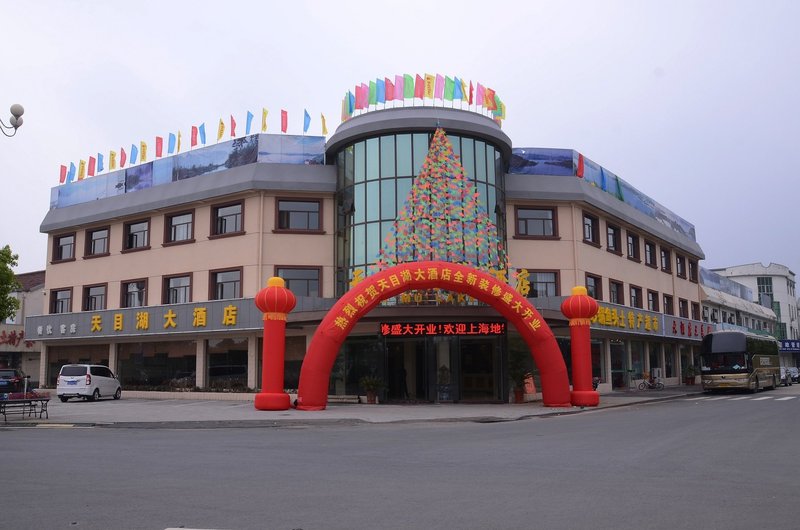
2,270,45,384
25,93,712,400
711,263,797,340
699,267,777,336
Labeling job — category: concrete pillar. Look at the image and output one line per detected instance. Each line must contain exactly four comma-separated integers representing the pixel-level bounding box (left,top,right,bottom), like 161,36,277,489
247,332,259,390
195,340,207,389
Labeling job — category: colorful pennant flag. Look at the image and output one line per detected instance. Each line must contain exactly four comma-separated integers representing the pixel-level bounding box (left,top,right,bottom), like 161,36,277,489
444,76,454,101
140,141,147,162
281,110,288,133
120,147,127,168
484,87,497,111
67,162,76,183
131,144,139,165
453,77,463,100
168,133,176,154
230,115,236,137
97,153,104,173
78,159,86,180
191,126,198,147
348,91,355,115
262,108,268,132
303,109,311,133
59,164,67,184
405,74,415,99
177,131,182,152
376,78,386,104
369,80,377,106
198,123,206,145
321,113,328,135
424,74,435,99
245,111,254,135
155,136,163,158
217,119,225,142
88,156,96,177
385,77,394,101
395,75,405,100
414,74,424,99
469,81,474,105
476,83,485,107
110,151,117,170
434,74,444,99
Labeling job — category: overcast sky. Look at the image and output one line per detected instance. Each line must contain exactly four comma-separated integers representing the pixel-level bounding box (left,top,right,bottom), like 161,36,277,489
2,0,798,282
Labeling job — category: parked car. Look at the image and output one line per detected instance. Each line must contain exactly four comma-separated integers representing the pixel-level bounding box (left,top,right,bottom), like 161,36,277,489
0,368,30,393
788,366,800,383
56,364,122,402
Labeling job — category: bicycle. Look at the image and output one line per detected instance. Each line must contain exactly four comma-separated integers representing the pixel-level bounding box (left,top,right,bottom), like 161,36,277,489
638,376,664,391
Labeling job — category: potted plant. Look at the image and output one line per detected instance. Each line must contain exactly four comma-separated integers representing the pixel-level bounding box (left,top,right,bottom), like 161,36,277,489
682,364,697,385
359,375,385,404
508,349,531,403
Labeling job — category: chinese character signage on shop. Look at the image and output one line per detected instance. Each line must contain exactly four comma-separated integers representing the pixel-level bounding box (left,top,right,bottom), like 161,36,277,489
380,322,506,337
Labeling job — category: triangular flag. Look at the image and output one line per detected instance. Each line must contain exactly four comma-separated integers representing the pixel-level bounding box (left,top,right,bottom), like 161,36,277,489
303,109,310,133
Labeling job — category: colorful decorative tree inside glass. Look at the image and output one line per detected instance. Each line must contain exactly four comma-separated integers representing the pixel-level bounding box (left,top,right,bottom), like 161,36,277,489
374,128,509,274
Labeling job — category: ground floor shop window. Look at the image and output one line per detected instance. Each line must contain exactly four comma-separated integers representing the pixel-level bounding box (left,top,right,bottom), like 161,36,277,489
630,341,645,379
648,342,662,379
118,341,196,389
664,343,676,378
46,344,109,387
207,337,248,390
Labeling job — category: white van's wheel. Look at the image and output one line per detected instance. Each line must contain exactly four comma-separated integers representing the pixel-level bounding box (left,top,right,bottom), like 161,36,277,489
89,388,100,401
113,388,121,400
59,396,69,403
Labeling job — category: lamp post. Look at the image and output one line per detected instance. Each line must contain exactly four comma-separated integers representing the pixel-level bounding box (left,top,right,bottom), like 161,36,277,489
0,104,24,137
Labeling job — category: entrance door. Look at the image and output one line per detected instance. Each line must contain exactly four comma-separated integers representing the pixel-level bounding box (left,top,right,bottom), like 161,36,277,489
610,340,627,390
460,338,499,401
386,339,426,402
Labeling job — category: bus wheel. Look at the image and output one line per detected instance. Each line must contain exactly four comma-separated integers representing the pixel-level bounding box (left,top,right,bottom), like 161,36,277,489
751,378,759,393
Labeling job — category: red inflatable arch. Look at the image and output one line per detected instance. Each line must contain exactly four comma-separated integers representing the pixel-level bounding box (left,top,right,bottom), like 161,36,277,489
296,261,572,410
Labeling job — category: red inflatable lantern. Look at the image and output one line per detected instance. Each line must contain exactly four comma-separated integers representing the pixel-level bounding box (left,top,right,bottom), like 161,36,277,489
254,277,296,411
561,286,600,406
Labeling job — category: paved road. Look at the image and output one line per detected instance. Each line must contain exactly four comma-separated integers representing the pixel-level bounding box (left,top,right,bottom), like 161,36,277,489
4,385,799,530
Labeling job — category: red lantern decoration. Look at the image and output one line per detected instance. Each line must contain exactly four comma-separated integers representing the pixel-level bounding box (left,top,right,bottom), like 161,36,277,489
254,277,296,411
561,286,600,407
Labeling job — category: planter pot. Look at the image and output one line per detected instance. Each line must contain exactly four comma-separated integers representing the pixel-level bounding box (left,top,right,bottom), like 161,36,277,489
366,390,377,404
513,388,524,403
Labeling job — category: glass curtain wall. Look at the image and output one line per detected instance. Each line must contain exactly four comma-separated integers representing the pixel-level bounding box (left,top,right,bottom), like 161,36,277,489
335,132,506,296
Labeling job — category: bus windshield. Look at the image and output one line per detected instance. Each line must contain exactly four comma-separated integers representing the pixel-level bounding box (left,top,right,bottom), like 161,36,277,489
700,353,748,373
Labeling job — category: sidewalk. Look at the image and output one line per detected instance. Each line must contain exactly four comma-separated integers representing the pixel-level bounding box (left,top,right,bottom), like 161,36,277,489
5,386,705,429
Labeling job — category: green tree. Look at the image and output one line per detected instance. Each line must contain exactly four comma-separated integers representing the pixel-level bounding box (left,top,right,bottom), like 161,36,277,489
0,245,22,322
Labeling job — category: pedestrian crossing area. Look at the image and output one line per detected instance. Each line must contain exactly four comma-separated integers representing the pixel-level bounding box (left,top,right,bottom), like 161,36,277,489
689,394,797,402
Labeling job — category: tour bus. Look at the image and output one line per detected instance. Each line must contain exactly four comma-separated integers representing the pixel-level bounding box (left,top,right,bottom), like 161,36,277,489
699,330,781,392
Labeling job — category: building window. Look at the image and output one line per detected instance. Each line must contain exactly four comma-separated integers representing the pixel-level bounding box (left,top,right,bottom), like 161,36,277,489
50,288,72,314
276,267,321,297
679,298,689,318
122,279,147,308
164,274,191,304
123,219,150,251
85,227,109,257
660,247,672,273
166,211,194,244
676,255,686,278
585,273,602,300
583,213,599,245
212,201,243,236
647,290,659,312
629,285,643,309
276,199,322,231
516,207,556,238
53,233,76,262
688,260,698,283
627,232,640,262
526,271,559,298
211,268,242,300
691,302,700,321
606,224,621,254
609,280,624,305
644,240,657,267
83,284,106,311
663,294,674,315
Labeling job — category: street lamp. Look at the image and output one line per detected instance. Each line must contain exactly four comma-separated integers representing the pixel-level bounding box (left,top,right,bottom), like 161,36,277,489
0,104,24,137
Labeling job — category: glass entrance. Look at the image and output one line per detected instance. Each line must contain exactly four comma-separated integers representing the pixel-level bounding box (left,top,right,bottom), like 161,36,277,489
460,338,500,402
610,340,628,390
386,338,426,401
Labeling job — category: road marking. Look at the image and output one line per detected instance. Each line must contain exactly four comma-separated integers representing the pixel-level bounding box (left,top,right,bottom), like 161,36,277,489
729,396,750,400
705,396,730,400
751,396,773,400
775,396,797,401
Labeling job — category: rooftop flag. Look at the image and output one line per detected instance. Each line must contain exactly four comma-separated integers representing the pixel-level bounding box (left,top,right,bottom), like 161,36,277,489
484,87,497,111
376,78,386,104
476,83,485,107
262,108,268,132
469,81,474,105
168,133,176,154
348,91,355,114
88,156,96,177
281,109,288,133
230,115,236,137
97,153,104,173
404,74,414,99
140,141,147,162
120,147,127,168
78,159,86,180
67,162,76,183
110,151,117,170
303,109,311,133
369,80,377,106
131,144,139,165
198,123,206,145
177,131,182,152
321,113,328,135
434,74,444,99
191,126,198,147
395,75,404,99
217,119,225,142
453,77,463,100
385,77,394,101
59,164,67,184
245,111,254,135
424,74,435,99
156,136,163,158
444,76,454,101
414,74,424,99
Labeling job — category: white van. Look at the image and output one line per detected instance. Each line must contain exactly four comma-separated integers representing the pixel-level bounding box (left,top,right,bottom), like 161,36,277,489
56,364,122,402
